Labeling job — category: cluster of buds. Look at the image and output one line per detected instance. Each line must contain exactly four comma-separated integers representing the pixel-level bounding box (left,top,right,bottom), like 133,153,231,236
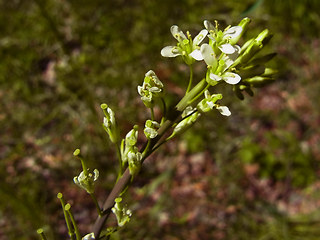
121,125,142,176
144,120,160,139
137,70,164,108
101,103,119,143
111,197,132,227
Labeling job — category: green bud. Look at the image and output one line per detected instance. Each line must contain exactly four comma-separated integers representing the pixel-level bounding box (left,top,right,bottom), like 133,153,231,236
233,85,245,100
125,125,139,147
238,65,265,79
248,53,277,65
172,107,200,136
262,68,278,77
73,148,81,157
128,150,142,176
101,103,119,143
244,76,274,87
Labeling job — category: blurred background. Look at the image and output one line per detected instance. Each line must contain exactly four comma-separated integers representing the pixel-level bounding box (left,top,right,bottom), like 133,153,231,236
1,0,320,239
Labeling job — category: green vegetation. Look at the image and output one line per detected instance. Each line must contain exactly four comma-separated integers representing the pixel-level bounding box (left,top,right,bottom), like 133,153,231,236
0,0,320,239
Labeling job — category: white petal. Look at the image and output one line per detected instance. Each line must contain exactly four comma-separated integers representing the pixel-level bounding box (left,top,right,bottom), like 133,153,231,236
204,20,215,31
216,106,231,116
224,26,242,40
209,73,222,81
218,43,235,54
193,29,208,46
189,49,203,61
145,70,155,77
223,72,241,84
200,44,217,68
170,25,187,41
161,46,181,57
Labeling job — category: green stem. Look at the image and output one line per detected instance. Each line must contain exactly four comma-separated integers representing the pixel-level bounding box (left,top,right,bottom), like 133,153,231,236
37,229,48,240
57,193,75,240
65,204,81,240
176,78,207,111
116,144,123,180
186,65,194,93
150,107,155,120
160,97,167,119
189,83,210,104
90,193,103,217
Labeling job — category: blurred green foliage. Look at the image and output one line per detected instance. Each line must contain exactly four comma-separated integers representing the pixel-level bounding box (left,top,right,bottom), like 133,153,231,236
0,0,320,239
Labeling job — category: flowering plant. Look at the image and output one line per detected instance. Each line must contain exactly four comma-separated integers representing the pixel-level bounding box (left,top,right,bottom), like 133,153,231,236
38,17,276,240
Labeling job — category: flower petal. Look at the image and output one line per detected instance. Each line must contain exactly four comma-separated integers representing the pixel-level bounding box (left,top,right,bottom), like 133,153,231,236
218,43,236,54
216,106,231,116
224,26,242,40
223,72,241,84
204,20,215,31
193,29,208,46
209,73,222,81
161,46,181,57
190,49,203,61
170,25,187,41
200,44,217,68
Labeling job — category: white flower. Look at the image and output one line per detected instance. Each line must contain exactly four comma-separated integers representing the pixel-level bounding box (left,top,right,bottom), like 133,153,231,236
203,20,243,54
197,90,231,116
112,197,132,227
161,25,208,64
138,70,163,108
209,72,241,85
200,43,241,85
73,169,99,194
197,90,222,113
144,120,160,139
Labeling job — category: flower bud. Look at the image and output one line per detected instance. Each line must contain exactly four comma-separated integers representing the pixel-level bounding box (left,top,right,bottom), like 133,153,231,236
112,197,132,227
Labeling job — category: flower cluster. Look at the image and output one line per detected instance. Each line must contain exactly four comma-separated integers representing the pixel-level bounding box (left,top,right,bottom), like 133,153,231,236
101,104,119,143
161,18,276,99
144,120,160,139
121,125,142,176
137,70,164,108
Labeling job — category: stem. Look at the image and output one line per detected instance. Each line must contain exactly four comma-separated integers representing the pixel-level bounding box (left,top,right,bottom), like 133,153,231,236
65,204,81,240
161,97,167,119
37,229,48,240
150,107,155,121
190,83,210,104
116,144,123,180
186,65,193,93
90,193,103,217
57,193,75,240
